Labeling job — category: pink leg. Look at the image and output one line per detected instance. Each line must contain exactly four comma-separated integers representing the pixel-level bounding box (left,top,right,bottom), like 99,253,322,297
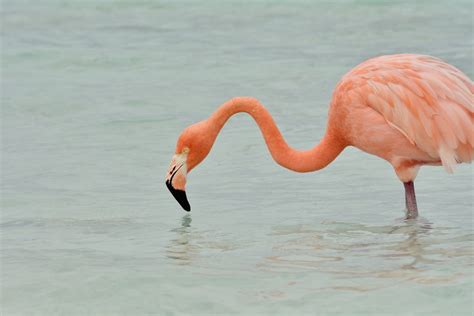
404,181,418,219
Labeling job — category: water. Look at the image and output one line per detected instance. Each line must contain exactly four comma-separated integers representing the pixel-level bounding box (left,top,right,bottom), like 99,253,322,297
2,0,473,315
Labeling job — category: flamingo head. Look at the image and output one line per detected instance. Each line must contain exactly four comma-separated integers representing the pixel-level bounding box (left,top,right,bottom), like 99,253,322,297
165,121,215,212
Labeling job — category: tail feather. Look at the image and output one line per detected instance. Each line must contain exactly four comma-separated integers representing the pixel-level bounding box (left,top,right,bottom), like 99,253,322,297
438,145,457,173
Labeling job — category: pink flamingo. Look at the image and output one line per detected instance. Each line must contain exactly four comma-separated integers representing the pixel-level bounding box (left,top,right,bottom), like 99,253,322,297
166,54,473,219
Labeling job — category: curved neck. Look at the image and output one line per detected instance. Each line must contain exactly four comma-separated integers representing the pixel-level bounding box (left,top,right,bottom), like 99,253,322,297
205,97,345,173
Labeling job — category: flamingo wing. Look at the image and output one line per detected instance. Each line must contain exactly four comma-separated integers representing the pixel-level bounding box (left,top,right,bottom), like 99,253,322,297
346,54,473,172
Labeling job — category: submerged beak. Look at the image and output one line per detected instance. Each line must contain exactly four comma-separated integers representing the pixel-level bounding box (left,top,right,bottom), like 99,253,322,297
166,178,191,212
165,159,191,212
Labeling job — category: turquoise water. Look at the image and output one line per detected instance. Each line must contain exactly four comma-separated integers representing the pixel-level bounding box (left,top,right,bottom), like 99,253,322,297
2,1,473,315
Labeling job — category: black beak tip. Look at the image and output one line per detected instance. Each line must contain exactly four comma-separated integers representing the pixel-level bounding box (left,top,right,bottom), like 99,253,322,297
182,203,191,212
166,180,191,212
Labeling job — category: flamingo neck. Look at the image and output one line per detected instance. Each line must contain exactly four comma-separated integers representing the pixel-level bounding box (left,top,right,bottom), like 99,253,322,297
206,97,345,172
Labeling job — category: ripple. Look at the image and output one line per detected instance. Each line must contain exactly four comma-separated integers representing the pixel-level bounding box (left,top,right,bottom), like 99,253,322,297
258,219,473,287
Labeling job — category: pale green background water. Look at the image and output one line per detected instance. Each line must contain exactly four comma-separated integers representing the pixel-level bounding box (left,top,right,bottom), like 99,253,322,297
1,0,473,315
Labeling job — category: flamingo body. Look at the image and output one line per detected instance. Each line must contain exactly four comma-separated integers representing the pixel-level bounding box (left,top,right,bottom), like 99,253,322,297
166,54,473,218
331,54,473,182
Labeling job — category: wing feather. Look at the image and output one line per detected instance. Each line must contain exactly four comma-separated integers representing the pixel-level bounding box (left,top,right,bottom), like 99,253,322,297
345,54,474,172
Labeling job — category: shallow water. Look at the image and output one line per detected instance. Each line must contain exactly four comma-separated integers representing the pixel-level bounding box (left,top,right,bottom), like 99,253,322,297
2,0,473,315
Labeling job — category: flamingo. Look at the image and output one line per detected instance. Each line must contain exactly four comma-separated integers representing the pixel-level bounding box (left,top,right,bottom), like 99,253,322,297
165,54,473,219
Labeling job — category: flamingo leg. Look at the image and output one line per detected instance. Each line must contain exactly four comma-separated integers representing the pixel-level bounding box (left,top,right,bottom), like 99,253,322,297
404,181,418,219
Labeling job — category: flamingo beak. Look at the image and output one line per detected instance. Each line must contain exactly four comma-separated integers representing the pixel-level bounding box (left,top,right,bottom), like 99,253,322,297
166,179,190,212
165,158,191,212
